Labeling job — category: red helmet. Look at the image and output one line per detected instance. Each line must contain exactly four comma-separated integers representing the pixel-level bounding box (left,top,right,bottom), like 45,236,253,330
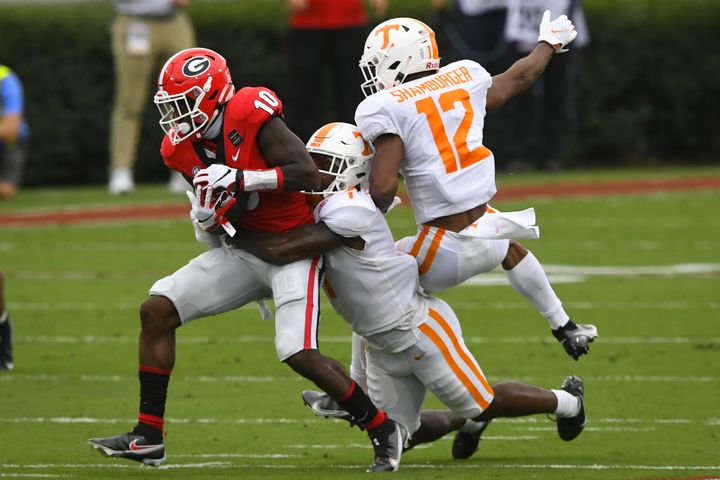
154,47,235,145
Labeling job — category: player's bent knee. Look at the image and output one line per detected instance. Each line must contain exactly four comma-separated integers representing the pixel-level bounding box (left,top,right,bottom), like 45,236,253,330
502,241,529,270
139,296,181,333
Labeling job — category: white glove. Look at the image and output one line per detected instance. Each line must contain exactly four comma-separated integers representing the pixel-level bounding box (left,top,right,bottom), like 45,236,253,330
187,185,238,237
193,163,238,193
186,189,222,248
538,10,577,53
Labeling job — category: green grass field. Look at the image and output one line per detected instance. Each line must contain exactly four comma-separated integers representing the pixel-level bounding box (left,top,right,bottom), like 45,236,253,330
1,167,719,479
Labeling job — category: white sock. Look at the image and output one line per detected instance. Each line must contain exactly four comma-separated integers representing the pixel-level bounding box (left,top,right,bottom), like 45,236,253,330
552,389,580,417
459,419,487,433
0,311,7,324
505,252,570,330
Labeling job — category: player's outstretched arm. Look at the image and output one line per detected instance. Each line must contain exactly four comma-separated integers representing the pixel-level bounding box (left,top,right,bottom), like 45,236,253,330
231,222,351,265
369,134,404,213
257,117,322,192
487,10,577,110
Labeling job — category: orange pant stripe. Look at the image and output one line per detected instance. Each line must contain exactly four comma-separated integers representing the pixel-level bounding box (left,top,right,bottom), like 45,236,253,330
419,322,490,409
418,228,445,275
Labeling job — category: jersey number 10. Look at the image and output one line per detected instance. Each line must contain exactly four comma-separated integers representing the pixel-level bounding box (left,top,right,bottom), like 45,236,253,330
415,88,491,174
254,90,280,115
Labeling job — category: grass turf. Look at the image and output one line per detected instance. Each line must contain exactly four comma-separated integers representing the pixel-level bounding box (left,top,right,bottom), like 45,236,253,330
0,167,718,479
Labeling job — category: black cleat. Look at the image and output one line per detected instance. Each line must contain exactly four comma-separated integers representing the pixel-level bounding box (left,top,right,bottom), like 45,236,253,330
557,375,586,441
367,418,404,472
88,433,166,467
452,419,491,459
301,390,359,426
553,321,598,360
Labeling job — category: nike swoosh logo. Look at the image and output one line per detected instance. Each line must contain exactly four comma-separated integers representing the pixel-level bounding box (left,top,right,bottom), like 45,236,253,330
414,352,427,361
232,150,240,161
129,439,161,452
216,169,233,184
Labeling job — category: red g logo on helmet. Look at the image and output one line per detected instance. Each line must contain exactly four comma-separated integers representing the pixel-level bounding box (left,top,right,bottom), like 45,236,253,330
182,56,211,77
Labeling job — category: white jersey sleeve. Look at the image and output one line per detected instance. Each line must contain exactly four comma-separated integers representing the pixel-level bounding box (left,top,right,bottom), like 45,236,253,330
355,94,401,143
356,60,497,225
314,190,377,238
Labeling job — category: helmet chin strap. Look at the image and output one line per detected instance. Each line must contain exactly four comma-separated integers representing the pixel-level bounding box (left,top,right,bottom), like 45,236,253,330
202,107,224,139
177,123,191,134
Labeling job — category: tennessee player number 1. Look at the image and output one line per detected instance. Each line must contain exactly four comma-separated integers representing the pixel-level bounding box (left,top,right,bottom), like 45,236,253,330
254,90,279,115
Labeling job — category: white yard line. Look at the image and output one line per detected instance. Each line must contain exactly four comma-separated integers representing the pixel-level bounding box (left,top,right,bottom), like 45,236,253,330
13,335,720,345
0,475,67,479
1,462,719,472
0,416,716,426
2,373,719,384
7,263,720,287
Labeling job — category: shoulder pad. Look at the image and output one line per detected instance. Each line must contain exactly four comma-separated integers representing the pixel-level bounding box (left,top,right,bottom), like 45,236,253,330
226,86,284,125
355,95,396,143
316,190,378,238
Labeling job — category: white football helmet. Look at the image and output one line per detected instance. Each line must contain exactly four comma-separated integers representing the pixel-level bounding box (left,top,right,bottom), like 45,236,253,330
305,122,375,197
359,17,441,97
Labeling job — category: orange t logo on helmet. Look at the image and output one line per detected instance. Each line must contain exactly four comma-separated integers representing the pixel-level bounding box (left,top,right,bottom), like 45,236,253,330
309,122,341,148
375,24,401,49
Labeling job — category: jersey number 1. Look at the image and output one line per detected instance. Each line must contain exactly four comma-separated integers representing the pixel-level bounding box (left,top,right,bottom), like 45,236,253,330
415,88,490,174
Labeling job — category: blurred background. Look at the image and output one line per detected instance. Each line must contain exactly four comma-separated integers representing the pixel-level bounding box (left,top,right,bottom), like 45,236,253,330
0,0,718,192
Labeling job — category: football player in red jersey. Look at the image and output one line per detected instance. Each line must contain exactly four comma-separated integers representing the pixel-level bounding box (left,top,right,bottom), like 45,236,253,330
88,48,402,469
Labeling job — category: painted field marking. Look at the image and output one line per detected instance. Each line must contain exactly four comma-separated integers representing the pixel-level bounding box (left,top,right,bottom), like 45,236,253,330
0,474,67,478
6,263,720,288
9,300,719,312
2,373,720,385
12,335,720,346
1,462,719,472
462,263,720,286
172,454,300,459
0,416,716,426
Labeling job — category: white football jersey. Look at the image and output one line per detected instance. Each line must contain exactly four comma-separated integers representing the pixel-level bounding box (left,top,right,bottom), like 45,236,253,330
356,59,497,225
314,189,425,342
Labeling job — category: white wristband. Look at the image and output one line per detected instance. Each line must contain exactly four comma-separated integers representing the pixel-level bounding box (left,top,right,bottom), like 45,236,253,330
241,169,280,192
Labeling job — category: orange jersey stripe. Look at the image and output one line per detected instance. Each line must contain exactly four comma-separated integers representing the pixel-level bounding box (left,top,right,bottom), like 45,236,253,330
428,308,494,396
418,228,445,275
418,322,490,409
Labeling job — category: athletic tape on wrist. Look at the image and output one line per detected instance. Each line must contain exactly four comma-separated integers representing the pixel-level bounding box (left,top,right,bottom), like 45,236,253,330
240,167,284,192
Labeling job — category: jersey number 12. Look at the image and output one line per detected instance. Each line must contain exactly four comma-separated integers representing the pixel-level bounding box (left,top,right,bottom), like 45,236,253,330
415,88,490,174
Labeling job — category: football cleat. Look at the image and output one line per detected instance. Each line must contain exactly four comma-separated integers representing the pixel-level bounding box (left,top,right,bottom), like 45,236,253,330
88,433,166,467
553,322,598,360
301,390,358,426
367,418,404,472
451,419,491,459
557,375,586,441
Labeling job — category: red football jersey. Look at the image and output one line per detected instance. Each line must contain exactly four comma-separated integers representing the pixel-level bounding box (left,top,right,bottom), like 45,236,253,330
161,86,314,233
